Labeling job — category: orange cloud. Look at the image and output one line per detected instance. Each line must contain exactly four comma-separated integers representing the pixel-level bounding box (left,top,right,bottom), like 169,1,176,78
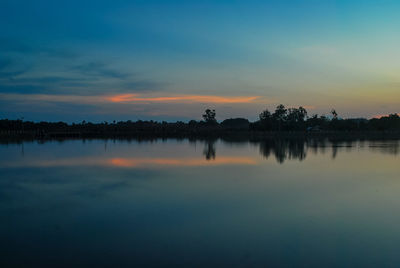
106,94,260,104
0,93,261,105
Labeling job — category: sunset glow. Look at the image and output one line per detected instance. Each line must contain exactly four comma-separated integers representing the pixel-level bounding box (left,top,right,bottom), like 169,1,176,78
107,94,260,104
0,156,258,168
1,0,400,121
3,1,400,267
0,93,260,105
109,157,258,167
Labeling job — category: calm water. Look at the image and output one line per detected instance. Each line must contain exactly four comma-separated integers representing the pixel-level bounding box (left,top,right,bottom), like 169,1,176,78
1,138,400,267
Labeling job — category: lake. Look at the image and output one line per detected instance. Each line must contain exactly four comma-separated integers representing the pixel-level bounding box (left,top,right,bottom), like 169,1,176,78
1,138,400,267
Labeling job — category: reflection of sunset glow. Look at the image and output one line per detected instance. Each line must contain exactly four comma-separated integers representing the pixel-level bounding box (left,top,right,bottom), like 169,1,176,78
0,156,257,168
107,94,260,104
109,157,257,167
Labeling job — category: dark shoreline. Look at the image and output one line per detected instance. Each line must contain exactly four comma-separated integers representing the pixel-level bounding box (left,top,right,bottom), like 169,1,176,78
2,109,399,141
2,130,400,144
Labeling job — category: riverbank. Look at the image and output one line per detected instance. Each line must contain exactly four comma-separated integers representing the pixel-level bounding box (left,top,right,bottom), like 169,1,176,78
2,130,400,143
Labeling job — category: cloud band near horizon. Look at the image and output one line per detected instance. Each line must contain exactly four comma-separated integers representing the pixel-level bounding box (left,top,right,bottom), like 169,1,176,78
0,93,263,104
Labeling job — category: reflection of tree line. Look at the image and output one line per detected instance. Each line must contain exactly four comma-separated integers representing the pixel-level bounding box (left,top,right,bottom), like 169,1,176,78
258,139,307,164
368,140,400,155
202,138,400,164
3,136,399,164
203,140,216,160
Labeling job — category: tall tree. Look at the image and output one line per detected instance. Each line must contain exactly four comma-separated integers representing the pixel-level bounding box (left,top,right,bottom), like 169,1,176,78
273,104,288,122
273,104,287,130
331,109,338,120
259,109,272,121
202,109,217,124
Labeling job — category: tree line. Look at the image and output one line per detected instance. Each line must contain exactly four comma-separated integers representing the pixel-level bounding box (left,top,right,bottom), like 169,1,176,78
253,105,400,131
0,104,399,138
201,105,400,131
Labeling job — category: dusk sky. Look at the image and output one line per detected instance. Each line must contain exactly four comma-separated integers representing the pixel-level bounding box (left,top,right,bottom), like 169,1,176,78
1,0,399,122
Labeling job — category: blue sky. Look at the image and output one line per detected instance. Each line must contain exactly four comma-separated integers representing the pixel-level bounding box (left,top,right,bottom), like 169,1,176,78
1,0,400,122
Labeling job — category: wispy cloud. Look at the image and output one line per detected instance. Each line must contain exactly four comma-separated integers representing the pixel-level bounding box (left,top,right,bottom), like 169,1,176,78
0,38,78,59
107,94,260,104
0,93,103,104
0,58,13,70
71,62,129,79
0,57,32,79
0,93,262,104
0,57,166,94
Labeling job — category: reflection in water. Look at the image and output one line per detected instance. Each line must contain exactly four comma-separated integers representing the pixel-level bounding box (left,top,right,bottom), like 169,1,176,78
0,156,257,168
369,140,400,155
256,138,400,163
1,138,400,267
109,157,257,167
258,139,307,164
0,138,399,168
203,140,216,160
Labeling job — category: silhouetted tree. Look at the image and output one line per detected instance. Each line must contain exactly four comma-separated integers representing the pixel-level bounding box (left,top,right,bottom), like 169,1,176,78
2,107,400,140
259,109,272,121
331,109,338,120
258,109,273,130
298,106,308,121
273,104,287,121
273,104,287,131
202,109,217,124
287,107,308,130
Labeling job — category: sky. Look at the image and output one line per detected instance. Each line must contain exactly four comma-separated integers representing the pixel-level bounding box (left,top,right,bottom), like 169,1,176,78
1,0,400,122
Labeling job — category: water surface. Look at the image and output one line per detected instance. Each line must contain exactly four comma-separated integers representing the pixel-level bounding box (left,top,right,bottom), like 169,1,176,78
1,138,400,267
